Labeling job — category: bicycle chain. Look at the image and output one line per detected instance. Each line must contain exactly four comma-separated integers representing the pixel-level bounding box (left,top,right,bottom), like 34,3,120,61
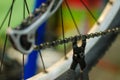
16,2,49,30
34,27,120,50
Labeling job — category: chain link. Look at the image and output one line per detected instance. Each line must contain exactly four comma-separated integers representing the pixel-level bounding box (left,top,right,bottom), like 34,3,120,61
34,27,120,50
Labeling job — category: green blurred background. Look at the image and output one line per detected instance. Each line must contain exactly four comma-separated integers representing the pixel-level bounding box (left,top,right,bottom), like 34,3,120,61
0,0,34,48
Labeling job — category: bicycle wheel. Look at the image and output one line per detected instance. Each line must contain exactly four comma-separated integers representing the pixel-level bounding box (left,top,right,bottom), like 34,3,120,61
29,0,120,80
0,0,120,80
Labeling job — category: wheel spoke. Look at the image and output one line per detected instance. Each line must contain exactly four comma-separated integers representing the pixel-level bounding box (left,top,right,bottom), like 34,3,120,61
0,0,16,31
80,0,100,25
22,54,25,80
24,0,30,14
0,9,11,30
22,1,25,78
0,0,15,72
65,0,81,35
60,5,67,59
22,0,31,79
38,50,47,73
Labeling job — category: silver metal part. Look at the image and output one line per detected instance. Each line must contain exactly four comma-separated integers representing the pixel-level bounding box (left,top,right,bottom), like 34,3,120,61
7,0,63,54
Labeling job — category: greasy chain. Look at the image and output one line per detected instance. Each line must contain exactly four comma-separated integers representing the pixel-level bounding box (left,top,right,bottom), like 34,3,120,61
35,27,120,50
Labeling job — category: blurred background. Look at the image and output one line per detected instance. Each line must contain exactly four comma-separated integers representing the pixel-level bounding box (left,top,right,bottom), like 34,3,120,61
0,0,120,80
